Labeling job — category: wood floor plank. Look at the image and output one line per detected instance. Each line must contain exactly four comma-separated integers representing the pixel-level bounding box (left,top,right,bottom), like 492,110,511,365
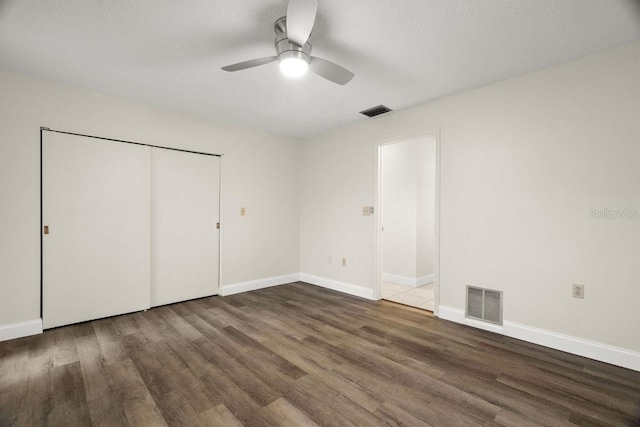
263,397,320,427
154,389,203,427
223,326,308,381
128,310,165,343
374,401,434,427
494,408,569,427
262,334,385,413
438,369,575,426
198,370,278,427
105,358,168,426
172,366,219,413
282,376,362,427
498,372,639,426
191,336,281,407
0,282,637,426
156,305,204,341
129,347,180,398
0,347,32,425
76,332,130,427
91,318,130,365
46,361,92,426
15,354,52,426
200,403,244,426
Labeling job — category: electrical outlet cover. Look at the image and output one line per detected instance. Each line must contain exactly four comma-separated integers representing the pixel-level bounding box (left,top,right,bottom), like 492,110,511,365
362,206,374,216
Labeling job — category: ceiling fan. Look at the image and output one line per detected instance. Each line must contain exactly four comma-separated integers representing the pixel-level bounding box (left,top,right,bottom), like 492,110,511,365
221,0,354,85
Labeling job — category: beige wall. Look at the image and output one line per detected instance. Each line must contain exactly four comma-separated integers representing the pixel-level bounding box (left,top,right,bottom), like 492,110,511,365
0,70,301,326
382,140,418,279
300,42,640,352
381,138,436,282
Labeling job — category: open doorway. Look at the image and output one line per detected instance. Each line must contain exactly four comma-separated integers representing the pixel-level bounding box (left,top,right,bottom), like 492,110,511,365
377,136,438,312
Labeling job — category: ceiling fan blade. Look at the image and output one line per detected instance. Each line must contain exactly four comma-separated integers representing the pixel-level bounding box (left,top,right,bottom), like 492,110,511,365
309,57,354,85
221,56,277,72
286,0,317,47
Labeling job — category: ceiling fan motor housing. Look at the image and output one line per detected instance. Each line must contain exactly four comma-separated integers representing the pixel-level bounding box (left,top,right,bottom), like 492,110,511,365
275,17,312,64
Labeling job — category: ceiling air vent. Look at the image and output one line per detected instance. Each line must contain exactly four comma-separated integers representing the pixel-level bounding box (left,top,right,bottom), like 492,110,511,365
360,105,393,118
466,286,503,325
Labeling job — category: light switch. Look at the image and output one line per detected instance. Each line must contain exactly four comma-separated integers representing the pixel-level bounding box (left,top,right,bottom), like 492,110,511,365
362,206,374,216
240,207,246,216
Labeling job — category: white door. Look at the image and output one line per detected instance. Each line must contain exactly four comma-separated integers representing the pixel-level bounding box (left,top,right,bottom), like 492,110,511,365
43,132,151,329
150,148,220,307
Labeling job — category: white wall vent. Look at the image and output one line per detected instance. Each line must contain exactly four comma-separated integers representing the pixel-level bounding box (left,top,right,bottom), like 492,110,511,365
466,286,503,325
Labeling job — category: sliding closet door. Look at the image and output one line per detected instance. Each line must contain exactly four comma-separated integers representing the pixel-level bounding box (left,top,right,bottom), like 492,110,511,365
42,132,151,329
151,148,220,307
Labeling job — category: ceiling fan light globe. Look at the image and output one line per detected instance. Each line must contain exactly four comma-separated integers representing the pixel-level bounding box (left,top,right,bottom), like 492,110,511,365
279,57,308,78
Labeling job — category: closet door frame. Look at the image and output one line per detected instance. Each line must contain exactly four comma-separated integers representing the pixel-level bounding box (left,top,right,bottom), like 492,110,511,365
39,127,222,322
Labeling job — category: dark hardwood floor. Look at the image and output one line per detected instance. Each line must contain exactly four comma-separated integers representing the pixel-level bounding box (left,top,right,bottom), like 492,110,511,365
1,282,638,426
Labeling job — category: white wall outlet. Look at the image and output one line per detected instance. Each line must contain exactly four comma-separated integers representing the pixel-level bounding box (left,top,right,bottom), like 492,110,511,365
362,206,374,216
328,256,332,264
240,207,246,216
342,258,347,266
573,284,585,299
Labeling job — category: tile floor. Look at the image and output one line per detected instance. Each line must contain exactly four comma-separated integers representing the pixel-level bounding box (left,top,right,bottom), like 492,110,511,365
382,281,434,311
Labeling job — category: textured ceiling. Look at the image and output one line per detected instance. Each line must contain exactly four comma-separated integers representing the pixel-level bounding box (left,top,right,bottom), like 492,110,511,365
0,0,638,138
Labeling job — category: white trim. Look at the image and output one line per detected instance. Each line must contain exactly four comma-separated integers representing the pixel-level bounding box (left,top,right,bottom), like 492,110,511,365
220,273,300,296
382,273,434,287
0,319,43,342
433,130,441,317
373,141,383,300
418,274,435,286
300,274,375,300
382,273,417,287
438,306,640,372
217,154,224,297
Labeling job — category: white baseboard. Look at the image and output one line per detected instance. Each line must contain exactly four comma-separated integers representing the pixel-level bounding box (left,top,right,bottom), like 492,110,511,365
300,273,375,300
438,305,640,372
417,274,435,286
382,273,416,286
382,273,434,287
0,319,43,342
221,273,301,296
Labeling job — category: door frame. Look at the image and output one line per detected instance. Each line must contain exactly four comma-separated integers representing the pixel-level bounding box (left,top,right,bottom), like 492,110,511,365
373,129,441,316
